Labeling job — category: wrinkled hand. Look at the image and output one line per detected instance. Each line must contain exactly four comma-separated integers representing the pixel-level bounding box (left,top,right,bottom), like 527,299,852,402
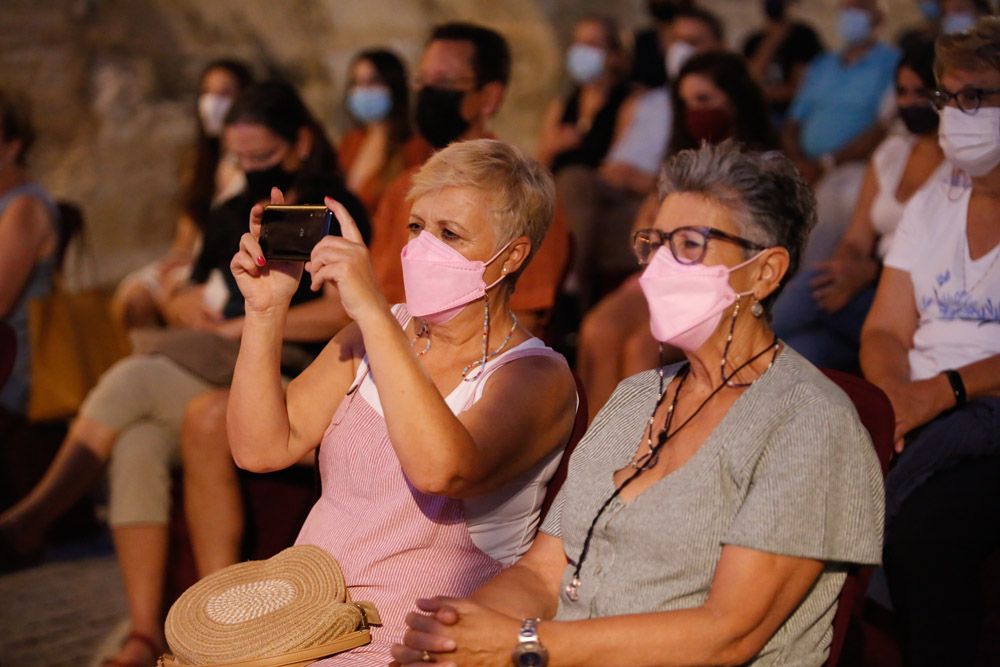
881,376,953,452
392,597,520,667
230,188,305,315
810,256,877,314
304,197,387,325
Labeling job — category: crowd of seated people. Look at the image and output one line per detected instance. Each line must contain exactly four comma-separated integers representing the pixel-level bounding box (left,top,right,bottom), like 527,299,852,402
1,2,999,666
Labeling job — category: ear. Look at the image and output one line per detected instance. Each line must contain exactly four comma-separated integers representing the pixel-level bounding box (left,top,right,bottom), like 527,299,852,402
479,81,506,119
753,246,790,302
294,126,314,161
501,235,532,276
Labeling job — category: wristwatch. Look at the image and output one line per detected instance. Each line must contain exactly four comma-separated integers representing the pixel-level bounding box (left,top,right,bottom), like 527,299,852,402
511,618,549,666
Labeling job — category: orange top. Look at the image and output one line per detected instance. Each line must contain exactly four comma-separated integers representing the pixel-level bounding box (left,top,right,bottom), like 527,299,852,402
338,129,433,216
370,164,570,313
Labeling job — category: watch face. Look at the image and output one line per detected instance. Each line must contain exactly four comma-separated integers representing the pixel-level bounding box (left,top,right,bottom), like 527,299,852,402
513,642,548,667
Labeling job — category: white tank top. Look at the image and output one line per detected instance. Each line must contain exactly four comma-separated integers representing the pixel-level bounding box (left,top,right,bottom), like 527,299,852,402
349,305,573,565
869,133,917,259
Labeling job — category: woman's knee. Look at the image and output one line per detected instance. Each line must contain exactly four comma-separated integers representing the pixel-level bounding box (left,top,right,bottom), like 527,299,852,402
107,421,178,526
181,389,231,462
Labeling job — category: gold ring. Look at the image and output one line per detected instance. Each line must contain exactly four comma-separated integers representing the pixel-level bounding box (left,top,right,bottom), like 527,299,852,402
421,649,434,662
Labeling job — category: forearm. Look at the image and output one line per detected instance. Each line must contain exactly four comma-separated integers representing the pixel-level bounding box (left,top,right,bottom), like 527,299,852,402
227,307,297,471
860,328,912,388
471,562,561,619
541,607,754,667
833,124,886,166
956,355,1000,399
781,122,806,162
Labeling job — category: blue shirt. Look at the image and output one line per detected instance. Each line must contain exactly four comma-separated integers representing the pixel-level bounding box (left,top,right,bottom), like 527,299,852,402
789,42,899,158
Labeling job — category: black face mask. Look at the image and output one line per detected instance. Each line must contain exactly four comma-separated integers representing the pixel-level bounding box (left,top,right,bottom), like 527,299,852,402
415,86,470,149
898,104,940,136
764,0,787,21
244,161,298,202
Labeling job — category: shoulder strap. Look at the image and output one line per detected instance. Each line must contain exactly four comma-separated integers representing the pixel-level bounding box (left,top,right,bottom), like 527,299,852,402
468,344,569,408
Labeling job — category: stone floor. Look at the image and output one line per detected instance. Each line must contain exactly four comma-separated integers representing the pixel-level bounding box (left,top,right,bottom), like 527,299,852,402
0,540,127,667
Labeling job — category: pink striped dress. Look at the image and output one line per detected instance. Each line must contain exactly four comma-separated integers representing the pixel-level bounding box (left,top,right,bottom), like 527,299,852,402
295,307,568,665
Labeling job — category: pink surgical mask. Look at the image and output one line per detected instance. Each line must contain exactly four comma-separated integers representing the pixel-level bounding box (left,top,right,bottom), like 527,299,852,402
638,247,761,351
401,231,511,324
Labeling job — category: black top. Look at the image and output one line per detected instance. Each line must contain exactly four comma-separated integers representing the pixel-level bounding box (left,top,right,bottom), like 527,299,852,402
190,177,370,324
551,82,631,174
630,28,667,89
742,22,824,116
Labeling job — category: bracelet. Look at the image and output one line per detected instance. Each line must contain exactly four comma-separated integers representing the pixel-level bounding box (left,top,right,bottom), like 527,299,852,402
943,369,967,407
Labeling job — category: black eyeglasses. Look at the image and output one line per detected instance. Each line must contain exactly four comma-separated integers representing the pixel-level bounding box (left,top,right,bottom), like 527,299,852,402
631,226,766,266
931,86,1000,114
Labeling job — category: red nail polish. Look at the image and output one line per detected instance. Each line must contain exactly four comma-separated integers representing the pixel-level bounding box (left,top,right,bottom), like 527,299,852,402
257,255,266,266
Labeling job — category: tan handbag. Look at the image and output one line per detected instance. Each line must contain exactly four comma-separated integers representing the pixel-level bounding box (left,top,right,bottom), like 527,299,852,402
26,282,130,422
160,545,381,667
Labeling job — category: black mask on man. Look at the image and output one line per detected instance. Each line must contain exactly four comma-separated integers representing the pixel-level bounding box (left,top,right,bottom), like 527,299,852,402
415,86,471,149
245,162,298,202
898,105,940,136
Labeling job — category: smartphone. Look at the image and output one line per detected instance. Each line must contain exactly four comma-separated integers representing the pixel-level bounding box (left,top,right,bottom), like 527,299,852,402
259,205,338,261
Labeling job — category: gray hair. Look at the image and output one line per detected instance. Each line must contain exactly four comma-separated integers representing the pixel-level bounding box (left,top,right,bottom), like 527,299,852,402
658,140,816,307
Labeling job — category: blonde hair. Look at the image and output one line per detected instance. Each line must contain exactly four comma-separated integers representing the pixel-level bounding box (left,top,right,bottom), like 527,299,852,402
407,139,555,285
936,16,1000,79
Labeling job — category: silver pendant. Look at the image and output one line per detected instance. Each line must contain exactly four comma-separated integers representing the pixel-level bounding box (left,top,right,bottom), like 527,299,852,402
564,576,581,602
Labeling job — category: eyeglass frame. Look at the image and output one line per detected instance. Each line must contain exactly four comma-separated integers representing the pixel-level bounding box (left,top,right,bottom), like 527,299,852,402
631,226,767,266
930,85,1000,114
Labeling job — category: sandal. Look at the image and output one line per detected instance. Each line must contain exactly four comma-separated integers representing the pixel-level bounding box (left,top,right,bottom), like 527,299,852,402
102,631,164,667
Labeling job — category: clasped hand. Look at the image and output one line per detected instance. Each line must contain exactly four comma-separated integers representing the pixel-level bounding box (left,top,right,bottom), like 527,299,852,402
390,597,521,667
230,187,385,322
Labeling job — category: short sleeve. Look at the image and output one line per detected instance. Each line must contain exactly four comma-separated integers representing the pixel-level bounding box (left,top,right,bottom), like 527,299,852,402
884,183,934,273
722,400,884,566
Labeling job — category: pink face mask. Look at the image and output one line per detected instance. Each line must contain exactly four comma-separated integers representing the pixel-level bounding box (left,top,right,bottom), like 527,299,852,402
638,247,761,351
401,231,512,324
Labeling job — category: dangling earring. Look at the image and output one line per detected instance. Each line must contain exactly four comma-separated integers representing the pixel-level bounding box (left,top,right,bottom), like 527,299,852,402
751,300,764,318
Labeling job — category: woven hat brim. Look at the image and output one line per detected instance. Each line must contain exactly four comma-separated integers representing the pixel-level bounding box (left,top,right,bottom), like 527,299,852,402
158,628,372,667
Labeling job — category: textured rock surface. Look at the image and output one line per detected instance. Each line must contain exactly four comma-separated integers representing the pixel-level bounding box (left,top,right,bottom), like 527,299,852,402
2,0,921,286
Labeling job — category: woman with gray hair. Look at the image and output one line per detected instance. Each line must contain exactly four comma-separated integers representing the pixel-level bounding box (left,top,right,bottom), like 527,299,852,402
395,141,884,667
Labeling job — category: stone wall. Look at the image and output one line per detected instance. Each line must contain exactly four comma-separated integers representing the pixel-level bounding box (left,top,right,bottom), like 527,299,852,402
1,0,922,287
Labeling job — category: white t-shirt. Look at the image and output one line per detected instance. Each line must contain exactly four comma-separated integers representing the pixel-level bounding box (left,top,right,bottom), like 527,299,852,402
885,164,1000,381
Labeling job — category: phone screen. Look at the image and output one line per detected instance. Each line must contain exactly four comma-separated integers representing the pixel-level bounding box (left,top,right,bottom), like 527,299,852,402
259,206,338,261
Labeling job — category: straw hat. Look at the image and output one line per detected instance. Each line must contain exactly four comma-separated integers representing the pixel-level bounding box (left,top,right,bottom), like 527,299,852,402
160,545,380,667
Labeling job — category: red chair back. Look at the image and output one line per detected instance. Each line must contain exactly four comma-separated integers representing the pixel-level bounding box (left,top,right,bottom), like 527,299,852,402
539,374,589,523
821,368,895,666
0,321,15,391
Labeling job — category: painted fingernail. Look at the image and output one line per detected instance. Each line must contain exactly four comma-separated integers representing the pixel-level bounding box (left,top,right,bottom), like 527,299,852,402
257,255,266,266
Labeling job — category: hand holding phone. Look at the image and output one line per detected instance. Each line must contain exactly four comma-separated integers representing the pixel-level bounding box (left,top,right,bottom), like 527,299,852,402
259,205,340,261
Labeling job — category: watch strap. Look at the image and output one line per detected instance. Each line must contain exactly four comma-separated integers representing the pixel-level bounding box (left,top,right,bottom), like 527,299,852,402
943,369,967,407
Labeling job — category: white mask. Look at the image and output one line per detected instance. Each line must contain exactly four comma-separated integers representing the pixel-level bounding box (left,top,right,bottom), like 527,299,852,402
665,41,696,80
939,106,1000,177
198,93,233,137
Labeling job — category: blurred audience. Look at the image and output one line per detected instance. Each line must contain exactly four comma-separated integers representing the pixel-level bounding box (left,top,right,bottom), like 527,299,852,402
862,18,1000,665
0,90,59,419
0,80,367,667
227,138,577,665
369,22,569,334
774,42,943,370
338,48,431,216
112,59,253,331
743,0,825,123
898,0,945,51
629,0,695,89
578,52,780,420
940,0,996,34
